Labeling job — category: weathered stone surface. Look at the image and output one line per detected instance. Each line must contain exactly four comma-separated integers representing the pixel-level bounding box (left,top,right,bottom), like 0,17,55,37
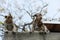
3,32,60,40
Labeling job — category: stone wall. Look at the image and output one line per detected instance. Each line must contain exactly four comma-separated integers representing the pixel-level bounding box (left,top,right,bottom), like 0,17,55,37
3,32,60,40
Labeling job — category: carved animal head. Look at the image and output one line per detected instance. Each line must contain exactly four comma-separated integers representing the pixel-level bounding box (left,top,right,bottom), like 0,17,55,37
5,13,13,24
33,13,42,23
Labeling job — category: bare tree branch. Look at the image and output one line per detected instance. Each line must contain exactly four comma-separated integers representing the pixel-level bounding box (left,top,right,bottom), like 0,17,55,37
0,14,5,17
40,4,48,15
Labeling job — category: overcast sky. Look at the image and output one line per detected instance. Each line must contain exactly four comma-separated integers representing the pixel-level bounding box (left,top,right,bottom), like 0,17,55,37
0,0,60,24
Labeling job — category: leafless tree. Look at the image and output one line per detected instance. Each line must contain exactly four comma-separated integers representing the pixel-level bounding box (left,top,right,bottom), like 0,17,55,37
17,3,48,32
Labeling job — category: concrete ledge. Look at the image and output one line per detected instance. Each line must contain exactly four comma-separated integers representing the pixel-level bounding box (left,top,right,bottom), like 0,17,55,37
3,32,60,40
